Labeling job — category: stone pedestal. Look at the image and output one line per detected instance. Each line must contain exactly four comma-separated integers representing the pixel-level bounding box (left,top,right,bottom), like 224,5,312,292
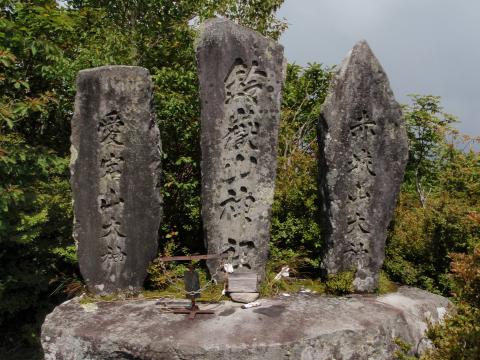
41,287,451,360
71,66,162,295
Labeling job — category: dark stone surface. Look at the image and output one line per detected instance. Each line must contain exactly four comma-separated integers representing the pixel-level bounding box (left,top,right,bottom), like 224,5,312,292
41,287,451,359
196,18,285,283
317,41,409,292
71,66,162,295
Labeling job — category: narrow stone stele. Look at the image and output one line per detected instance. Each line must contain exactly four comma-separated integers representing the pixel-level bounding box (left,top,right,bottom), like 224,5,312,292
195,18,285,299
71,66,162,295
318,41,408,292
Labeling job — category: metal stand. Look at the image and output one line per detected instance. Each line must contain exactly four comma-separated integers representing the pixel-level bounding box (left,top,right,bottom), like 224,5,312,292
173,295,215,319
158,254,224,319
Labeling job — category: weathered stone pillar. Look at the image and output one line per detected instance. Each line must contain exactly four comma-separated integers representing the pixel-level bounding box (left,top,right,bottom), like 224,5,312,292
196,18,285,287
71,66,162,295
318,41,408,292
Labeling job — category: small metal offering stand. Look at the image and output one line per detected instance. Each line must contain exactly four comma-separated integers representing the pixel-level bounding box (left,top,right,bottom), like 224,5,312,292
158,254,224,319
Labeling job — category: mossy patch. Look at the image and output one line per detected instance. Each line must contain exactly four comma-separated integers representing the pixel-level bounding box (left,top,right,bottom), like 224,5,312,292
324,271,355,296
259,269,327,297
377,271,399,295
78,268,397,305
78,275,227,305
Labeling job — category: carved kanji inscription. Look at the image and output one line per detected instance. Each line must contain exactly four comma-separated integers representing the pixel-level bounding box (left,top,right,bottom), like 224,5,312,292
345,111,376,264
318,41,409,292
97,110,127,265
197,19,284,283
218,58,267,269
71,66,162,294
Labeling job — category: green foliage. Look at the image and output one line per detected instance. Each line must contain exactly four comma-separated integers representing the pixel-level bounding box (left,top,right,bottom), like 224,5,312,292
385,95,480,294
214,0,287,40
384,191,480,294
450,247,480,307
393,338,418,360
81,268,226,304
63,0,289,253
418,248,480,359
324,271,355,296
279,63,332,155
1,112,74,357
402,94,457,206
0,135,74,357
0,0,287,357
385,95,480,358
146,239,189,290
0,2,127,356
377,272,398,295
1,0,479,358
259,275,326,298
422,303,480,360
270,63,332,273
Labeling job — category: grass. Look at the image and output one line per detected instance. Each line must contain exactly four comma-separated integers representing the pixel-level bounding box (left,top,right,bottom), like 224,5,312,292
377,271,399,295
78,277,228,305
260,268,399,297
78,268,399,305
260,276,326,297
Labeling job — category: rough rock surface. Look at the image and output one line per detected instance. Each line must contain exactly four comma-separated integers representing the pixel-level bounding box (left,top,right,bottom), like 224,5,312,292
71,66,162,295
196,18,285,283
42,287,450,360
229,292,259,303
317,41,409,292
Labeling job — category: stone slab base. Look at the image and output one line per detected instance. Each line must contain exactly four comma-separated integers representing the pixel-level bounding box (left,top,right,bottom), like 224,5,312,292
230,292,259,303
41,287,450,360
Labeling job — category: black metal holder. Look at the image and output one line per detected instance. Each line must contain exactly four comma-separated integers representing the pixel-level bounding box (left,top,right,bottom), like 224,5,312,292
158,254,223,319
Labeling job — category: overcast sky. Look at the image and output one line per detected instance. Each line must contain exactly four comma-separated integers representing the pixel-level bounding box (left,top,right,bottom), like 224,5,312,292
277,0,480,137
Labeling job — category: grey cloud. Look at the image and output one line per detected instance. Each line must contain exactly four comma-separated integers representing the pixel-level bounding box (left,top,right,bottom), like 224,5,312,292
278,0,480,137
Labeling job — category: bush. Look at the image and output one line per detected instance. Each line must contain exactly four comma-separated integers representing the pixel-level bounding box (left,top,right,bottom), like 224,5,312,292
324,271,355,296
422,303,480,360
385,191,480,294
420,247,480,359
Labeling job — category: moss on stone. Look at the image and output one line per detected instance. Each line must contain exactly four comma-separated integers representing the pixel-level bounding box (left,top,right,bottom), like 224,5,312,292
324,271,356,295
377,271,399,295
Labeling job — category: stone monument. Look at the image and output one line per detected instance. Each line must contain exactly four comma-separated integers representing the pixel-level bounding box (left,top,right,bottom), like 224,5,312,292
42,287,451,359
195,18,285,299
317,41,408,292
71,66,162,295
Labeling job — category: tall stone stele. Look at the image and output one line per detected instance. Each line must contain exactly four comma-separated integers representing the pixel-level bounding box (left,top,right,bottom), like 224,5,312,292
71,66,162,295
318,41,408,292
196,18,285,290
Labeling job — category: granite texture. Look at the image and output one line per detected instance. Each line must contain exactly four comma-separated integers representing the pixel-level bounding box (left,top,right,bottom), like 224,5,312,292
318,41,409,292
41,287,451,360
196,18,285,283
71,66,162,295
